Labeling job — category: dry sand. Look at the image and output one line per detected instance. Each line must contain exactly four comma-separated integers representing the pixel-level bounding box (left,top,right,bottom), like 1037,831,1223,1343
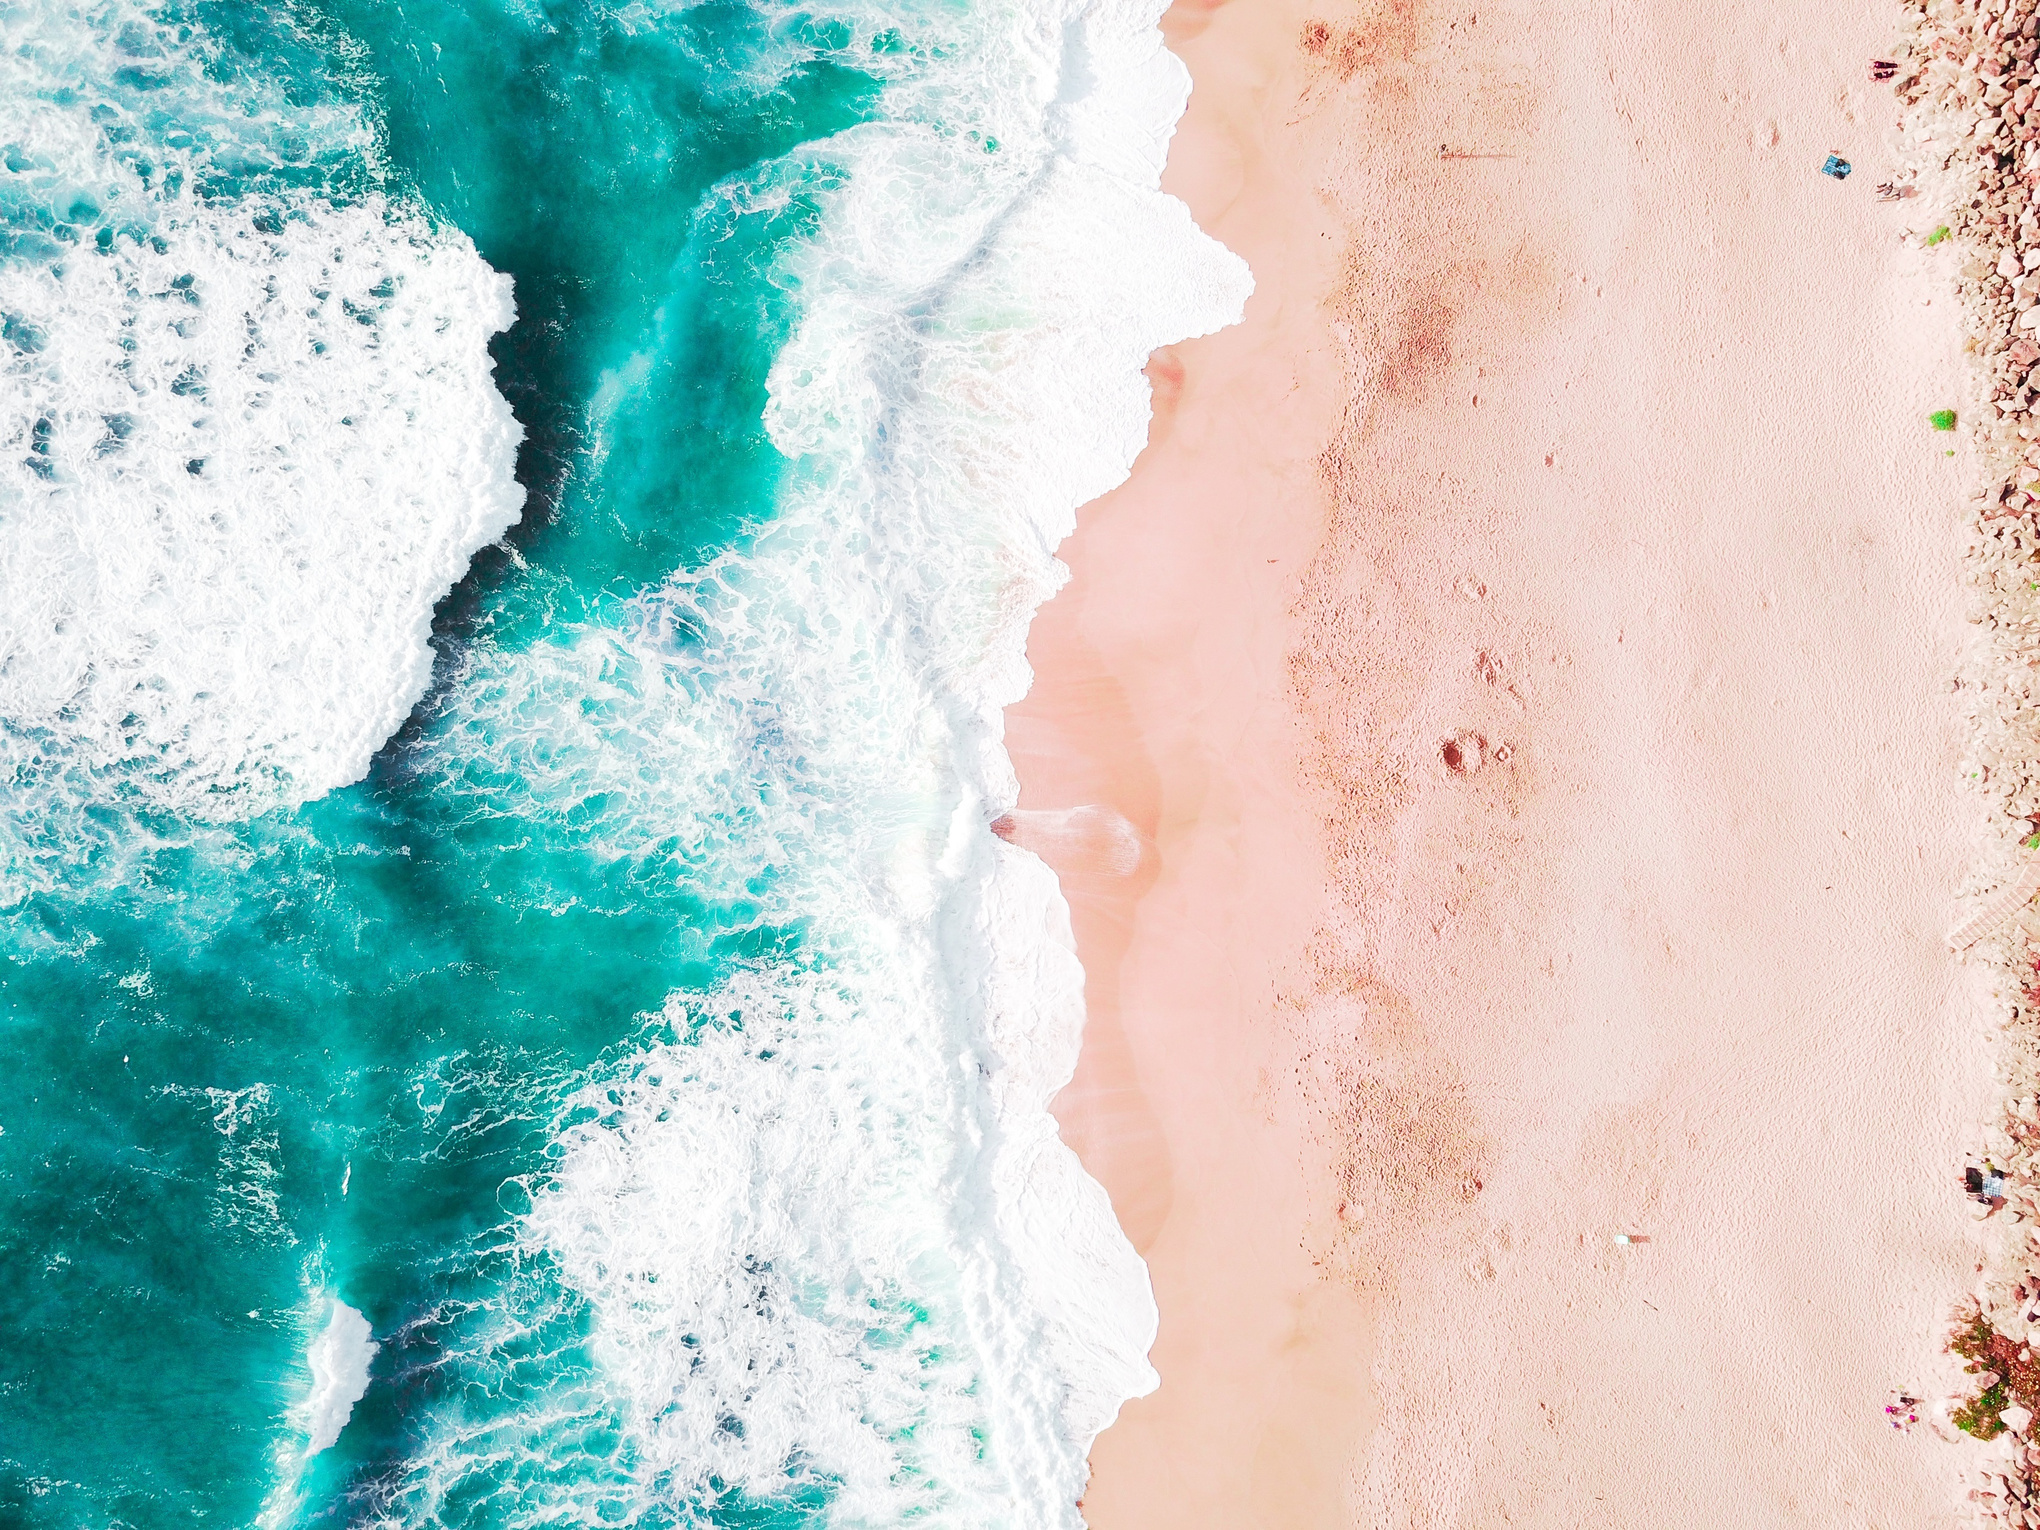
1004,0,2013,1522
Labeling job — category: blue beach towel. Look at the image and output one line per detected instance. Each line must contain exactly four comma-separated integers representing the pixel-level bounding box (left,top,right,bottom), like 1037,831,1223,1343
1822,153,1852,179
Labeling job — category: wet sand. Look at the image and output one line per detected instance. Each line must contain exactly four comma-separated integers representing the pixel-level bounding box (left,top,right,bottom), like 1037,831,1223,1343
1003,0,1363,1517
1011,0,1999,1522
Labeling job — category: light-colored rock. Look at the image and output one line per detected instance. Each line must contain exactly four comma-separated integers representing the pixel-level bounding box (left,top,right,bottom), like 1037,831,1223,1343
2009,1404,2036,1431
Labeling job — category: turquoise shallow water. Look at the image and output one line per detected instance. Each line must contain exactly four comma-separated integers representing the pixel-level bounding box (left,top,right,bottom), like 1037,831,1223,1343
0,0,1246,1521
2,3,879,1523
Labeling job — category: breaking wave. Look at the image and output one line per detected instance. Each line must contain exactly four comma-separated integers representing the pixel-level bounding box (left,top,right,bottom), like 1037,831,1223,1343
0,0,1246,1523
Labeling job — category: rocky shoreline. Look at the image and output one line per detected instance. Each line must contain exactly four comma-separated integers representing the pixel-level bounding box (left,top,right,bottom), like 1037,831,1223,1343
1897,0,2040,1521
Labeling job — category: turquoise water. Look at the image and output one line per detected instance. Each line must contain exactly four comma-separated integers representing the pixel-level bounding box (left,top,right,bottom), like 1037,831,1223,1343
0,0,1246,1523
3,3,875,1522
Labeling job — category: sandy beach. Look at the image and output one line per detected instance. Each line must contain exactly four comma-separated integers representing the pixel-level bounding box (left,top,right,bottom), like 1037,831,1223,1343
1006,0,2006,1521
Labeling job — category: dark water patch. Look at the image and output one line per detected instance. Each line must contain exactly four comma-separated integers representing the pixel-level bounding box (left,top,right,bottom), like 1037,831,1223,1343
284,0,884,626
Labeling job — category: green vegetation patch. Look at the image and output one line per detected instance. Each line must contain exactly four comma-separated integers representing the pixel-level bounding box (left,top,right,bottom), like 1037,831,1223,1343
1949,1306,2040,1439
1932,409,1959,431
1955,1380,2012,1439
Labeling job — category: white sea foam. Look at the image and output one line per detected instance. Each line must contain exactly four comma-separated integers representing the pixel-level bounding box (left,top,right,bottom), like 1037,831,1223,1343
527,970,997,1520
0,3,524,830
5,0,1248,1521
303,1297,379,1457
202,1081,291,1242
255,1293,384,1530
466,0,1252,1521
752,0,1249,1486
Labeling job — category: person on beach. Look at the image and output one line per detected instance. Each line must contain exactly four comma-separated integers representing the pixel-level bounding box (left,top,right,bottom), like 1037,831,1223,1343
1968,1162,2010,1214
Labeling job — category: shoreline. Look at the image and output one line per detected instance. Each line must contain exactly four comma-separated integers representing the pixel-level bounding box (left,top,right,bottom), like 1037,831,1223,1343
1002,0,1365,1518
1014,0,1999,1521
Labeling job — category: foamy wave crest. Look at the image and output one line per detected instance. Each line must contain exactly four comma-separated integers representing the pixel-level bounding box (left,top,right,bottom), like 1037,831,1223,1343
749,0,1252,1493
257,1292,383,1529
0,2,523,839
507,917,1147,1526
302,1297,379,1458
310,0,1245,1517
525,969,994,1522
452,0,1247,1517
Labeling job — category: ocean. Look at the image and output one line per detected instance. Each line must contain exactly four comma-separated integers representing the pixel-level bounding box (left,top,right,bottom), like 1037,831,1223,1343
0,0,1246,1524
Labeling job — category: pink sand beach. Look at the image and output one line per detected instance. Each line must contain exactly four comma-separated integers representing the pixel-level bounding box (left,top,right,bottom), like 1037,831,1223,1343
1005,0,2003,1520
